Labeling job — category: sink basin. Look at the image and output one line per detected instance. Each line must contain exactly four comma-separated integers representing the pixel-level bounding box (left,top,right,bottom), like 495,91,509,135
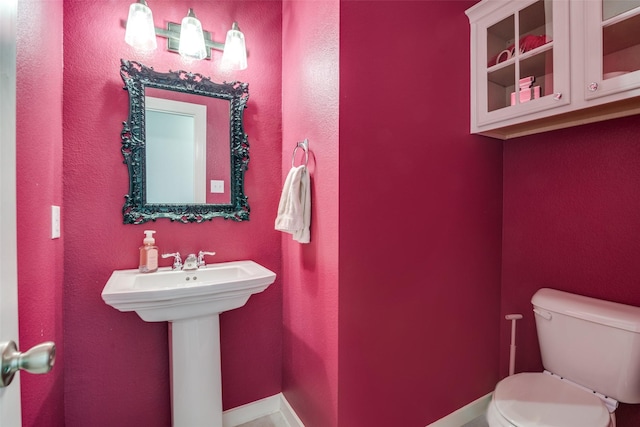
101,260,276,427
102,260,276,322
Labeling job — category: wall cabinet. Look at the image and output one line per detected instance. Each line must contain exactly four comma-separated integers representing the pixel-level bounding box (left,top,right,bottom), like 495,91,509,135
466,0,640,139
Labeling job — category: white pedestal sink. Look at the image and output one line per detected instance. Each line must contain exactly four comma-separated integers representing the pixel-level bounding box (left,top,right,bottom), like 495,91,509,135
101,260,276,427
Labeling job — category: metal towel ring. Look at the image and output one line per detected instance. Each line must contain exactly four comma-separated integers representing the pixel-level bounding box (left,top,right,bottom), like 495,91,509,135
291,139,309,168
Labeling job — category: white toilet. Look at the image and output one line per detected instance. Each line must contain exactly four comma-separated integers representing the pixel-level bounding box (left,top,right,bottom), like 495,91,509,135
487,288,640,427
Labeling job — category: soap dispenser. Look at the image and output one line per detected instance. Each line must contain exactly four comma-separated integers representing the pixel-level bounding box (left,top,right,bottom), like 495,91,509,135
139,230,158,273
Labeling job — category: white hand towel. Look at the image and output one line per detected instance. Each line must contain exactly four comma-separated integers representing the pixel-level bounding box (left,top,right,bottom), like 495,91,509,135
275,165,311,243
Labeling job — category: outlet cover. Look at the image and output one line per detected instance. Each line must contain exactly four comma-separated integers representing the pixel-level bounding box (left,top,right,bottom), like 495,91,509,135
210,180,224,194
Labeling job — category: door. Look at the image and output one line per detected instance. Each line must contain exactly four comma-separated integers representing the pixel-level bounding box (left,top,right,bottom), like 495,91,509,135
1,3,56,425
0,0,22,425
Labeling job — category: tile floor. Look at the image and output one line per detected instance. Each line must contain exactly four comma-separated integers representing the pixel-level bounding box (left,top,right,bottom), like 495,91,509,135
236,412,290,427
235,410,489,427
461,414,489,427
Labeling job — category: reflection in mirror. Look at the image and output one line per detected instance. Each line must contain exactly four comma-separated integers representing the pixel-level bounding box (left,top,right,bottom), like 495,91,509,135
120,59,249,223
146,97,207,204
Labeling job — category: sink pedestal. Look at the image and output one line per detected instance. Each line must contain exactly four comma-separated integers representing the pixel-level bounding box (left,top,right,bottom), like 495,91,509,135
171,314,222,427
101,261,277,427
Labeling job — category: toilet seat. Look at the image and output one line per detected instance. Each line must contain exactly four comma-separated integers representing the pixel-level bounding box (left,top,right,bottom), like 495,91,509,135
489,372,611,427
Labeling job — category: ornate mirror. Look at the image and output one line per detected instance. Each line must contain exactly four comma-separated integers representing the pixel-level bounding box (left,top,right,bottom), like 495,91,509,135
120,59,250,223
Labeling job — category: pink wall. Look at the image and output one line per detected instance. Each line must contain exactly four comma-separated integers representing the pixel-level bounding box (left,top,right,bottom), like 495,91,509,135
16,0,65,426
281,1,340,426
338,1,503,425
282,1,503,425
61,1,282,425
501,114,640,426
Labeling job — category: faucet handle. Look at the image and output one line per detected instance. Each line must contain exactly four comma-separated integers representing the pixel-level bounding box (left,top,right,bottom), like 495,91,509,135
161,252,182,270
197,251,216,267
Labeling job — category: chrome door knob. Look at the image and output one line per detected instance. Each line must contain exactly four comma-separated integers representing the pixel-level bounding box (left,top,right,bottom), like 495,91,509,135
553,92,563,100
588,82,599,92
0,340,55,387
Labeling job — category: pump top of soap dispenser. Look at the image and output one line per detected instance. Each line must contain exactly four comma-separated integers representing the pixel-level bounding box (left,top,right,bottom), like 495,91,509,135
143,230,156,245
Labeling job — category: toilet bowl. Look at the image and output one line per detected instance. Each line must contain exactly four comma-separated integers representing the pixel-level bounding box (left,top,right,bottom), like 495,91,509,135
486,288,640,427
487,372,613,427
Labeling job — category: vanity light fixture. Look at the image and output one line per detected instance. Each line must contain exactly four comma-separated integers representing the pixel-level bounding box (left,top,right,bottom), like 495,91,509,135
124,0,157,51
123,1,248,70
221,23,247,70
177,8,207,60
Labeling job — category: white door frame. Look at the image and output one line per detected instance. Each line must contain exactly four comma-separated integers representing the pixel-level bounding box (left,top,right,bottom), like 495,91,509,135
0,0,23,424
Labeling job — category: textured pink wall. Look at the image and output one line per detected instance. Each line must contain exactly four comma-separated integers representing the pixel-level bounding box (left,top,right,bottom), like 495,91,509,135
338,1,503,425
283,1,503,425
501,114,640,426
16,0,65,426
62,1,282,425
281,1,340,426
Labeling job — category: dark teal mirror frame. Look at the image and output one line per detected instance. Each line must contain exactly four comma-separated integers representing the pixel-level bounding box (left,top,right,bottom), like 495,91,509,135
120,59,250,224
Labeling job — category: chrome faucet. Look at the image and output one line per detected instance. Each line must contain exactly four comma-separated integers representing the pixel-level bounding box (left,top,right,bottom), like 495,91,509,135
161,252,183,270
182,254,199,271
162,251,215,271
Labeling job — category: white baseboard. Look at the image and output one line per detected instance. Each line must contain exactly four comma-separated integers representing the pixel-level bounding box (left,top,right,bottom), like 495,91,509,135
223,393,305,427
279,393,305,427
426,392,492,427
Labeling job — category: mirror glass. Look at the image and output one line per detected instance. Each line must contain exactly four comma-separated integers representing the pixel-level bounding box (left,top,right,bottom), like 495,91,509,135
120,59,249,223
145,97,206,204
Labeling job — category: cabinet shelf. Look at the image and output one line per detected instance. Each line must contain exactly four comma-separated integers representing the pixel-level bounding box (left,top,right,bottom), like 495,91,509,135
487,42,553,75
603,12,640,55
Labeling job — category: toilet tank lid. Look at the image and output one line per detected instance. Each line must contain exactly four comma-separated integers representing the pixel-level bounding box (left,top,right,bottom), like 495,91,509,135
532,288,640,333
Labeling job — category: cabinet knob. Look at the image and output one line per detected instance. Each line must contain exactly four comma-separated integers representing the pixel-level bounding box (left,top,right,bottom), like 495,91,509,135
588,82,599,92
553,92,563,100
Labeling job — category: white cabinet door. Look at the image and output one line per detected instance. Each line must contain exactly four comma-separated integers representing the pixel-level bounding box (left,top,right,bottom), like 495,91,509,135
468,0,571,131
583,0,640,101
0,0,22,425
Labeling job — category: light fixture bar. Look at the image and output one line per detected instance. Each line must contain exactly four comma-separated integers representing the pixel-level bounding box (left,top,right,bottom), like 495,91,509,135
122,20,226,53
122,7,248,69
154,23,225,60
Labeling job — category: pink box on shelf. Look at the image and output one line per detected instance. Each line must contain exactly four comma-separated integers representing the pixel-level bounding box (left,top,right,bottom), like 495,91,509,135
510,76,542,106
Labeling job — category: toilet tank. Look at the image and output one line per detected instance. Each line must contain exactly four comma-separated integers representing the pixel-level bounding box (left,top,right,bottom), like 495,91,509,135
532,288,640,403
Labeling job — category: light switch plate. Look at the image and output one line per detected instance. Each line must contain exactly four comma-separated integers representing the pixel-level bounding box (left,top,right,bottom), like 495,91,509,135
51,205,60,239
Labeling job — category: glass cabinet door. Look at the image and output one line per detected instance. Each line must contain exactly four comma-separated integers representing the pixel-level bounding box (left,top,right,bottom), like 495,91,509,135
478,0,569,126
585,0,640,99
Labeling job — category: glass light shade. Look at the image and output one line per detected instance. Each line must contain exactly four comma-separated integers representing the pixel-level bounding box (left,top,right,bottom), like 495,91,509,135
124,0,157,51
178,9,207,60
221,23,247,70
